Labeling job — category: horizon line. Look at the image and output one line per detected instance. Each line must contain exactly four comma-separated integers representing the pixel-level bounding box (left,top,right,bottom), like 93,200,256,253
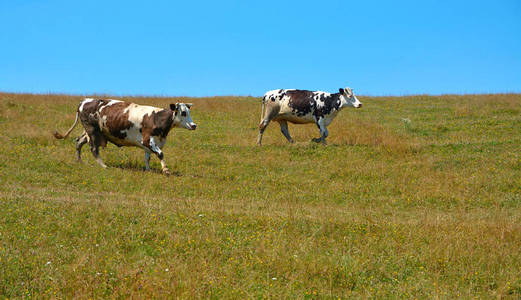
1,89,520,99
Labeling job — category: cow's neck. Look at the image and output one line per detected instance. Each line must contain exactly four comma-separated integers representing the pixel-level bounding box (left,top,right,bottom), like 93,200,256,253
339,95,351,109
154,110,175,137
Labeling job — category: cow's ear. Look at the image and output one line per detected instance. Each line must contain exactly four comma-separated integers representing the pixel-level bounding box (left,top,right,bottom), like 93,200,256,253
339,88,345,94
185,103,193,109
169,103,177,111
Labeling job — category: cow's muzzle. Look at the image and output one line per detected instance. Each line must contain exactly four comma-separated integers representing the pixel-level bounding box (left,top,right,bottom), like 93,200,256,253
190,123,197,130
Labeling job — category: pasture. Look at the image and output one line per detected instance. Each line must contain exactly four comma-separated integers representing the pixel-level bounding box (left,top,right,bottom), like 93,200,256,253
0,92,520,298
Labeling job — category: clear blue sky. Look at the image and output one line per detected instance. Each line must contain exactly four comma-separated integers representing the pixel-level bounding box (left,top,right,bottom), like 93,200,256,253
1,0,520,96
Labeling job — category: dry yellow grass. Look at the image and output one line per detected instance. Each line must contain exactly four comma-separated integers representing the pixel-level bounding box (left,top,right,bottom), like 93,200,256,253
0,92,520,298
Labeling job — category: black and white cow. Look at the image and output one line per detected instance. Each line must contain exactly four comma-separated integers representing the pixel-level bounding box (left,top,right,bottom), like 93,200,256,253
54,98,196,175
257,87,362,145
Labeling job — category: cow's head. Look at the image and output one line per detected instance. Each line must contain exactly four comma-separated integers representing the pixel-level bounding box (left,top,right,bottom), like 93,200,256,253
339,87,362,108
170,103,197,130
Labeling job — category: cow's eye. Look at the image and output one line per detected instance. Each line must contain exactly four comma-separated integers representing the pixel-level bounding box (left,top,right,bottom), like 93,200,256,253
181,111,187,117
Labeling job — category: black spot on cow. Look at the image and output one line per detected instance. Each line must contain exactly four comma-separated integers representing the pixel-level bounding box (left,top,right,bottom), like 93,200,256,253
287,90,315,117
312,93,341,119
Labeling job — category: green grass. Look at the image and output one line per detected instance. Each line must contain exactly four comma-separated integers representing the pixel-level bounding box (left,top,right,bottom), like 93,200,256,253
1,92,521,298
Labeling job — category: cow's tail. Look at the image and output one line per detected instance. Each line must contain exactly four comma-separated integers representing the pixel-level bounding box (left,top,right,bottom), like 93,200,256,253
260,95,266,121
53,111,79,139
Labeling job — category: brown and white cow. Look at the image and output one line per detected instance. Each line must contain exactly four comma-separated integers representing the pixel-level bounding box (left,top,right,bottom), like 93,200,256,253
257,87,362,145
54,98,196,175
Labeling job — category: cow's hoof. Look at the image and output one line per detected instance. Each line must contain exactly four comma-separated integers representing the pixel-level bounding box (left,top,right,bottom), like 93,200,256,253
162,168,171,176
311,138,321,143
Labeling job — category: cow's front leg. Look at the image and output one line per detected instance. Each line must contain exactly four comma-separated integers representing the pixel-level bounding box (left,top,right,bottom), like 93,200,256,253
278,120,294,143
144,136,170,175
144,151,151,171
312,117,328,145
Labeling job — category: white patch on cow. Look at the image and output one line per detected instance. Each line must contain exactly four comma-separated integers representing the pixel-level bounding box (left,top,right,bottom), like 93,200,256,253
149,137,162,155
106,99,122,105
79,98,95,112
124,104,161,125
99,99,123,112
314,91,331,109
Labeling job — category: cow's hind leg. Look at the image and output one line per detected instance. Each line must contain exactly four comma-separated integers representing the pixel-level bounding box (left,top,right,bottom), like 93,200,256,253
257,104,279,146
88,130,107,168
278,120,294,143
312,117,328,145
257,118,271,146
75,131,88,162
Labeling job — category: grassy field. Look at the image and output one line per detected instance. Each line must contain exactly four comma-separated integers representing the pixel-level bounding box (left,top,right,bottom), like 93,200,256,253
0,92,520,298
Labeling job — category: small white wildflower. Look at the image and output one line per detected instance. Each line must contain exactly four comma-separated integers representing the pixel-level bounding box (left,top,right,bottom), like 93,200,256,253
46,261,51,265
198,214,204,217
272,277,277,281
401,118,411,124
165,268,169,272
